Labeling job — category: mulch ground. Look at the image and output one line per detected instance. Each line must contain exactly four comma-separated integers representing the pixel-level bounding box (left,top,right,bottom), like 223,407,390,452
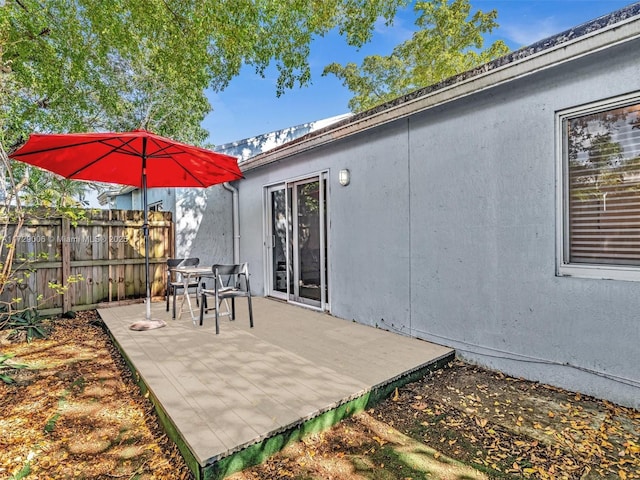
0,311,192,479
230,362,640,480
1,311,639,480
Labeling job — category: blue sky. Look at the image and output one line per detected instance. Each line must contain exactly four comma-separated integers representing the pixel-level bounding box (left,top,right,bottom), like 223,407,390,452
203,0,635,146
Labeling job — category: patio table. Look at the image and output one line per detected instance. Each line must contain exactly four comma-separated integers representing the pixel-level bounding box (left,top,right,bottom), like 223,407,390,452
170,266,214,323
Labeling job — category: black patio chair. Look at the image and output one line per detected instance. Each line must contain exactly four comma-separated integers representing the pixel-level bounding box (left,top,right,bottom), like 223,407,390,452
166,257,201,319
199,263,253,334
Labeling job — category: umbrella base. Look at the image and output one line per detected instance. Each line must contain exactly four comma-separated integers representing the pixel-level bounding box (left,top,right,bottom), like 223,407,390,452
129,319,167,331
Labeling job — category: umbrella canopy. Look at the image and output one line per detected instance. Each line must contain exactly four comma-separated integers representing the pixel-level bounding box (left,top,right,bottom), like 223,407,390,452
9,129,241,188
10,129,243,329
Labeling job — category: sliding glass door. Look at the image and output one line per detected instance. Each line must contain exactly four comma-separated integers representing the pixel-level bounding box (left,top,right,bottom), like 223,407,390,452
266,184,291,300
265,174,328,309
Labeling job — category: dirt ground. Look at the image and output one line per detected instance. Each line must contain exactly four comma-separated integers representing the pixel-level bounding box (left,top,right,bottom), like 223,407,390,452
1,311,639,480
0,311,192,479
229,362,640,480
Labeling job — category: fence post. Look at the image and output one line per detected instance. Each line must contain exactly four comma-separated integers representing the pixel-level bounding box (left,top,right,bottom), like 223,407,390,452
108,209,113,303
61,217,71,313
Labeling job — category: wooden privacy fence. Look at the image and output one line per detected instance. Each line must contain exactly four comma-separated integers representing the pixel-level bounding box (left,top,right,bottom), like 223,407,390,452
2,209,174,316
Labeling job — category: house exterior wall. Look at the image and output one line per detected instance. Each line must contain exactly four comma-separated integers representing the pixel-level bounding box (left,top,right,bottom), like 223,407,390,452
120,184,235,265
236,37,640,408
128,187,175,213
114,192,132,210
407,39,640,409
176,185,234,266
237,124,412,325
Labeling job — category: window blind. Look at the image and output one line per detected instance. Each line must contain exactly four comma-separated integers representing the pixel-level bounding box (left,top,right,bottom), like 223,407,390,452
567,103,640,265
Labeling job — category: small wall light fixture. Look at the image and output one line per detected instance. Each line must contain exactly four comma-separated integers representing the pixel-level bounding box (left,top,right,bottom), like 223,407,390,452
338,168,350,186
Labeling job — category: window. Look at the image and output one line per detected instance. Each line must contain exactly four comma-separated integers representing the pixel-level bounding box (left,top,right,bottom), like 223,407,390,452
558,94,640,280
149,201,163,212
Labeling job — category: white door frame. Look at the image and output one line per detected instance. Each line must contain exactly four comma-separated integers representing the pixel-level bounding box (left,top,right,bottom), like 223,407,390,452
263,172,329,311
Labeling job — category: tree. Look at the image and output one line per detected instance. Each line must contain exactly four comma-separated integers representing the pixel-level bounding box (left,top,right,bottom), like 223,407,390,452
2,0,407,146
323,0,510,112
1,0,408,319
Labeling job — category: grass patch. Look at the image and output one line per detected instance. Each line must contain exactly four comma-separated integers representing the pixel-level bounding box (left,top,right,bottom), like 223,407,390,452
44,413,61,433
9,462,31,480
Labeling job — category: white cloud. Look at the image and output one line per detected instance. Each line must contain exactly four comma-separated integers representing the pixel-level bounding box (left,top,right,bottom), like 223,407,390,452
502,16,562,47
374,15,415,43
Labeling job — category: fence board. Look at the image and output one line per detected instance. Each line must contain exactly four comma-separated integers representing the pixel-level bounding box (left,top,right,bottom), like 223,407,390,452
0,209,174,315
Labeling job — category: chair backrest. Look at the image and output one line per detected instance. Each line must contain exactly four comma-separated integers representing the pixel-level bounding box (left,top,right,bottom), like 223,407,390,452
167,257,199,281
212,263,250,291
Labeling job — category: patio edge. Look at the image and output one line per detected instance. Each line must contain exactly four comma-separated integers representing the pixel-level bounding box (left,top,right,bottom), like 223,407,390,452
204,350,455,480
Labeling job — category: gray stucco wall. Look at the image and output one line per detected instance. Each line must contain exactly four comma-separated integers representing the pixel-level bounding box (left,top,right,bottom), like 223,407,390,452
407,40,640,409
114,192,132,210
121,184,235,266
236,38,640,408
176,185,235,266
129,187,175,212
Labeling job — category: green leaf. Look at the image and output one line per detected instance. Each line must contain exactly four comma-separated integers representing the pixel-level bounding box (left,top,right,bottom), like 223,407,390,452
323,0,510,112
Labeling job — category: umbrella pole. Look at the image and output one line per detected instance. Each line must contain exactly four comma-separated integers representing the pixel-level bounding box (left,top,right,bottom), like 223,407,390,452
143,162,151,321
130,137,166,330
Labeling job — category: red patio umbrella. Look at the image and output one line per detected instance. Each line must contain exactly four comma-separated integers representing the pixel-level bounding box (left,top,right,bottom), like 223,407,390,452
10,129,243,330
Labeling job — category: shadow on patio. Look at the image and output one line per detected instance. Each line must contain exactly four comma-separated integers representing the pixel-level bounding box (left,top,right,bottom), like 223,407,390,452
98,297,454,479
